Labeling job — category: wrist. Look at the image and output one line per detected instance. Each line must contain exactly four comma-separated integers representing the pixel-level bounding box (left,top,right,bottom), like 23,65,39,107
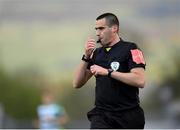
107,69,113,77
82,54,90,62
84,54,90,59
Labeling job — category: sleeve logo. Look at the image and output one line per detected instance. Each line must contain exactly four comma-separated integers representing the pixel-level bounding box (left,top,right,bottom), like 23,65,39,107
130,49,145,64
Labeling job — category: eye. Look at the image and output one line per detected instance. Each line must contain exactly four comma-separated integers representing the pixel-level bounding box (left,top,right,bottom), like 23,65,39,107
98,27,105,30
95,27,105,30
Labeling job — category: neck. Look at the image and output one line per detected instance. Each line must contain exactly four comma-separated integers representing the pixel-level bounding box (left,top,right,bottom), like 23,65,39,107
109,34,120,47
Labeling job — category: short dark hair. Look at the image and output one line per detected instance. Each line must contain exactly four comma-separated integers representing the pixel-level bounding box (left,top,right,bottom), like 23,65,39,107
96,13,119,28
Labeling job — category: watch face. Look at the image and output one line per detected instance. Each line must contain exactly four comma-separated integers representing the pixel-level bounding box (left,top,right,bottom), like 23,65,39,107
110,61,120,71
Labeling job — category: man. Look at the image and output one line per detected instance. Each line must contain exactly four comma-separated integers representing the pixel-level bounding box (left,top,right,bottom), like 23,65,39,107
37,90,68,129
73,13,146,129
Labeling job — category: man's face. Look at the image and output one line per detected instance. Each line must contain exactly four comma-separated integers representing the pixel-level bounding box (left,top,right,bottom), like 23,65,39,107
95,18,113,46
42,94,54,104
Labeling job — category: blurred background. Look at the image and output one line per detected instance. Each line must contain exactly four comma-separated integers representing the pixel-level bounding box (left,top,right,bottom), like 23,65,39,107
0,0,179,128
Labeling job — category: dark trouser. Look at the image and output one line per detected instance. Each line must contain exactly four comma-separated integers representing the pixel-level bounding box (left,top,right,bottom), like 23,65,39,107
87,106,145,129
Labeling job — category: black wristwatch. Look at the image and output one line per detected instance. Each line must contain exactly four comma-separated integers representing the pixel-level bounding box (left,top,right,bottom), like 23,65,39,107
81,54,90,62
108,69,113,77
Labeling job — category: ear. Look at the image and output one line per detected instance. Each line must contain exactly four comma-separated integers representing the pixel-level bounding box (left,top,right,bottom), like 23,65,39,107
111,25,118,33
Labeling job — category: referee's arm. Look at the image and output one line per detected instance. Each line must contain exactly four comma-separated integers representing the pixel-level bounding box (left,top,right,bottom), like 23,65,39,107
73,61,93,89
111,67,145,88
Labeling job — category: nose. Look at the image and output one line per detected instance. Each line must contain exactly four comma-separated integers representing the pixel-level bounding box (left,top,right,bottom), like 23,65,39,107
96,30,100,36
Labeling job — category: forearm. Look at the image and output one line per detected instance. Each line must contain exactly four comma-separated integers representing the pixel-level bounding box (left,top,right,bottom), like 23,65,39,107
73,61,92,88
111,70,145,88
73,38,96,88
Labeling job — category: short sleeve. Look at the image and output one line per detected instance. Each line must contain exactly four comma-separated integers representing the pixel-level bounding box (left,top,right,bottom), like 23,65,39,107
128,43,146,70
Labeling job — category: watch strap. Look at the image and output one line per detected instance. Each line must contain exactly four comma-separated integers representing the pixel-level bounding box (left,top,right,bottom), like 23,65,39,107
81,54,90,62
108,69,113,77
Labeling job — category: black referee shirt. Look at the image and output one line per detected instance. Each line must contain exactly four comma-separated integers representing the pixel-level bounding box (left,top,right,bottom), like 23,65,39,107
87,40,146,112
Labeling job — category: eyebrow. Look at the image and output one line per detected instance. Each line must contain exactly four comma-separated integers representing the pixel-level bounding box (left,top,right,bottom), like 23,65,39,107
95,26,106,30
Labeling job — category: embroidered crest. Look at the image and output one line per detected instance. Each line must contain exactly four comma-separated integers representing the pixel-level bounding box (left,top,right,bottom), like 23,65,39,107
110,61,120,71
130,49,145,64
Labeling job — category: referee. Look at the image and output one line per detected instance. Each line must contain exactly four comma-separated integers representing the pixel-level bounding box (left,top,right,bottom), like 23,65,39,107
73,13,146,129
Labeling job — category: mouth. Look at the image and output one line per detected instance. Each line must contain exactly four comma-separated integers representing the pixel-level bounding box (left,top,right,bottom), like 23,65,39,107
97,37,102,43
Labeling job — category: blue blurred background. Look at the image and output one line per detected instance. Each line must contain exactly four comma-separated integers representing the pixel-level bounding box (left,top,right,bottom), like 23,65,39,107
0,0,179,128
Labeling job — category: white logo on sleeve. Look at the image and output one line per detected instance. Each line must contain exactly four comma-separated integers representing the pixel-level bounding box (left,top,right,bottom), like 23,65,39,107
110,61,120,71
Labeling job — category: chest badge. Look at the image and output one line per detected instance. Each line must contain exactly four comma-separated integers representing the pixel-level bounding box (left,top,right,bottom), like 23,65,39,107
110,61,120,71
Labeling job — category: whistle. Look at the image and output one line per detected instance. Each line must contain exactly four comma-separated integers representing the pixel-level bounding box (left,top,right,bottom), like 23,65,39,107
97,39,101,43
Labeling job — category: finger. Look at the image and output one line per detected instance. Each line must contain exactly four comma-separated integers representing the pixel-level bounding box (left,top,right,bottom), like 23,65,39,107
90,65,95,68
87,43,96,47
87,47,95,52
87,40,96,44
87,41,95,47
90,66,93,71
90,67,93,71
90,66,96,74
86,46,95,49
85,45,95,52
91,70,95,75
85,43,95,49
90,66,93,70
92,65,97,68
86,42,96,46
94,71,98,76
87,38,96,42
